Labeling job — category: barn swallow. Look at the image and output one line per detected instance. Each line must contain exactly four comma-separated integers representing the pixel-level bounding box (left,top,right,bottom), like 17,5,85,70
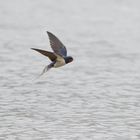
31,31,73,76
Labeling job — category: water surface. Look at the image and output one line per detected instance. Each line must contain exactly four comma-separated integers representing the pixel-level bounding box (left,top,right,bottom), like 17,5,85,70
0,0,140,139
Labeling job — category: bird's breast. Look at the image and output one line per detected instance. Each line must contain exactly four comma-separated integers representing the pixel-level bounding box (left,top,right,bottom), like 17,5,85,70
54,58,66,68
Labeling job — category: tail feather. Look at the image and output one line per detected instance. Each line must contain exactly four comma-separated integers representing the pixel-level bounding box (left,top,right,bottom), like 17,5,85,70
38,63,54,77
39,66,50,77
39,66,47,76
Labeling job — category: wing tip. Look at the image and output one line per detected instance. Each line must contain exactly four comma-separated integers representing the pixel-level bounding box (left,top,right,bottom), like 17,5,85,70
46,31,52,35
46,31,57,38
31,48,36,50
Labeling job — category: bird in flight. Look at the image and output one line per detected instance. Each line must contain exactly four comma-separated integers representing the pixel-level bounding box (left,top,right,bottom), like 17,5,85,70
31,31,73,76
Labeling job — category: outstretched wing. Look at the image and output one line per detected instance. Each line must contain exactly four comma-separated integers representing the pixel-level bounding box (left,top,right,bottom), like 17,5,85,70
31,48,57,61
47,31,67,57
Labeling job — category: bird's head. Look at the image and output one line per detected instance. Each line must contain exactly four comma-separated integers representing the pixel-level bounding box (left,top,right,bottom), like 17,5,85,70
65,56,73,64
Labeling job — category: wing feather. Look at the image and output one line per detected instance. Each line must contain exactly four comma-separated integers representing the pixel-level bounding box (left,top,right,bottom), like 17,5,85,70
47,31,67,56
31,48,56,61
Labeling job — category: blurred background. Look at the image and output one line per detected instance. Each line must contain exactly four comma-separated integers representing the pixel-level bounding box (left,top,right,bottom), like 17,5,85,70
0,0,140,139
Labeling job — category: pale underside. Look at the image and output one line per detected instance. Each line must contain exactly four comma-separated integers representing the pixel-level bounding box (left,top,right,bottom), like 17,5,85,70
53,54,66,68
38,54,65,77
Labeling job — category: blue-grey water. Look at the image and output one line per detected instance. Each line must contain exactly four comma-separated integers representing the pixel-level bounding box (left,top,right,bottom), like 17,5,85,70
0,0,140,139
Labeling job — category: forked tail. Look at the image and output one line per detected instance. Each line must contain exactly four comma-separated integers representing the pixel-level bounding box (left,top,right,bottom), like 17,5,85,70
38,63,54,77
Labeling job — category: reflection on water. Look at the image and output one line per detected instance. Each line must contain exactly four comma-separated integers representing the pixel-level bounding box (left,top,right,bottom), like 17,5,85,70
0,0,140,139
